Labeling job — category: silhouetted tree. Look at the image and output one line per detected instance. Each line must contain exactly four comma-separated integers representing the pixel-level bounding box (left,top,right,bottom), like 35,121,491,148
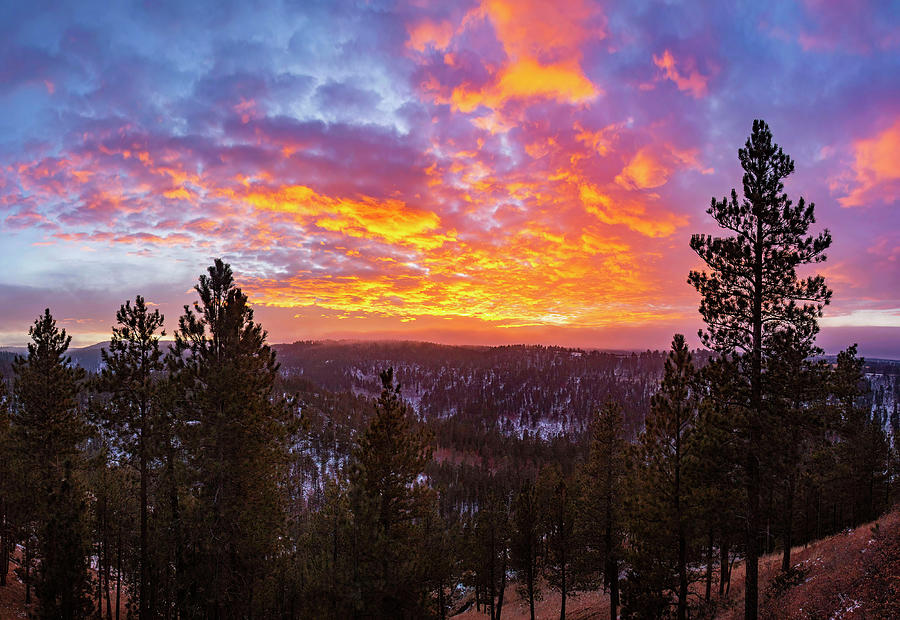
11,310,92,619
689,120,831,620
624,335,700,620
98,295,165,619
577,400,627,620
766,327,828,572
348,367,435,618
510,479,541,620
0,379,11,588
538,464,576,620
170,260,294,617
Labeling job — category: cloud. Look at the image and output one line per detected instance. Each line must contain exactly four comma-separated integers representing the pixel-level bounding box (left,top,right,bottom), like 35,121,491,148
313,81,382,115
837,118,900,207
406,19,455,53
652,50,708,98
0,0,897,352
412,0,603,113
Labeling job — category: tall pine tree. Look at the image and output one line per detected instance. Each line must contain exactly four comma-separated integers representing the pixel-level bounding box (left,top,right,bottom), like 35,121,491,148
11,310,92,619
97,295,165,619
577,400,627,620
624,335,700,620
688,120,831,619
510,479,541,620
170,259,294,617
538,464,576,620
348,367,435,619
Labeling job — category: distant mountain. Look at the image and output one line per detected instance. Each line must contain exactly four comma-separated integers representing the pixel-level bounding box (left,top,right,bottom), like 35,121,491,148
272,341,900,439
4,339,897,439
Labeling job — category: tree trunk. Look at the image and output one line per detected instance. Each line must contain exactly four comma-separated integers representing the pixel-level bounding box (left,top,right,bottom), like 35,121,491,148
106,527,113,620
167,442,183,616
677,530,688,620
489,525,496,620
528,558,535,620
0,507,6,588
676,411,687,620
706,528,714,602
438,576,445,620
745,449,760,620
25,537,31,606
605,515,618,620
140,428,149,620
116,528,122,620
560,560,566,620
96,536,103,619
0,521,6,587
781,474,795,573
496,549,507,620
744,203,764,620
719,535,729,597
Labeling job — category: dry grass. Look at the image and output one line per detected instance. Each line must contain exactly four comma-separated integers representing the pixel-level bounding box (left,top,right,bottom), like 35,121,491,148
452,577,611,620
452,509,900,619
704,509,900,619
0,551,128,620
0,564,27,620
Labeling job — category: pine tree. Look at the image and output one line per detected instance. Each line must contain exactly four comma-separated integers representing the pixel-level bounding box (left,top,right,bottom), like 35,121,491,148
169,259,294,617
624,335,700,620
468,480,509,620
693,357,744,601
97,295,165,619
421,499,462,620
11,309,92,619
765,327,828,572
294,476,356,618
577,400,627,620
538,464,576,620
348,367,435,618
831,345,890,526
688,120,831,620
510,479,541,620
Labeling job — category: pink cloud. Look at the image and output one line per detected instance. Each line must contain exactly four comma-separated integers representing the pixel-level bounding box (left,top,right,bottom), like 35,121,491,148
837,118,900,207
652,50,709,99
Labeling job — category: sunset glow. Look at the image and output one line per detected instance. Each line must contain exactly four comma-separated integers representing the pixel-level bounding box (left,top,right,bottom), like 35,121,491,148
1,1,899,355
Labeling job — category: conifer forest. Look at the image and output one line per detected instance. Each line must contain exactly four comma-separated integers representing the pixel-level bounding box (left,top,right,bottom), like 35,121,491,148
1,122,898,619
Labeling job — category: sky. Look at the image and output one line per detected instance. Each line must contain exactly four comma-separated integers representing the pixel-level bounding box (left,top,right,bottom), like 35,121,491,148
1,0,899,356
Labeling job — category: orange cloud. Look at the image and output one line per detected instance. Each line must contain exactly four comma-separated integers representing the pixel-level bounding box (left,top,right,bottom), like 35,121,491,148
444,0,602,113
226,184,455,251
481,0,603,61
241,224,678,329
578,182,687,238
615,147,671,189
451,58,599,113
7,111,697,335
838,118,900,207
615,144,712,190
652,50,708,98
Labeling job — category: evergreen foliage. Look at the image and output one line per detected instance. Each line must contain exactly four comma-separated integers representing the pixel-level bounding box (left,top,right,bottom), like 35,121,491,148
688,119,832,620
576,400,628,620
347,367,435,618
510,479,541,620
169,259,295,617
96,295,165,619
11,310,92,618
623,334,700,619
